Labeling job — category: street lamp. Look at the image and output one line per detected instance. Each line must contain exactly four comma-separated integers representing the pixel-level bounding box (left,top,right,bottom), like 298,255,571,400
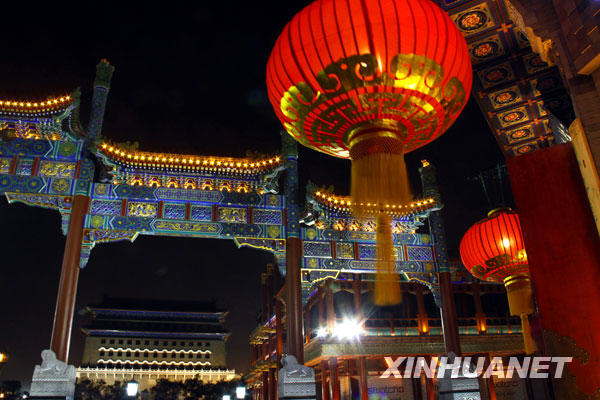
125,379,139,398
236,386,246,399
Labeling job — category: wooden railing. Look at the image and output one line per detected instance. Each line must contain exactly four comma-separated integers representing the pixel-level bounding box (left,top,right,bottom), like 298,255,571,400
307,315,521,340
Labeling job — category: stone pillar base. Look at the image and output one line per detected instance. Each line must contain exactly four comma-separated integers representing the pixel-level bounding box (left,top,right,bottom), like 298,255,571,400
438,354,481,400
278,355,317,400
29,350,76,400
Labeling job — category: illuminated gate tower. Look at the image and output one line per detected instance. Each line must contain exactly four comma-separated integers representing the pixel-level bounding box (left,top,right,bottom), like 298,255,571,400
0,60,442,371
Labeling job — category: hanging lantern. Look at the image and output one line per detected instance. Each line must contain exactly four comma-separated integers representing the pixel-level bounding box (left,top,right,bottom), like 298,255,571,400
459,208,536,354
267,0,473,305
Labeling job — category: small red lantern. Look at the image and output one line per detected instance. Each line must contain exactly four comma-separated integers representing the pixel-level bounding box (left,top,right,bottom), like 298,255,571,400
267,0,472,305
460,208,536,354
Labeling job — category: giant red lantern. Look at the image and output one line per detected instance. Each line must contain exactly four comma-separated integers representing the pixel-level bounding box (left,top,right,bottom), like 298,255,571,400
267,0,472,305
459,208,536,354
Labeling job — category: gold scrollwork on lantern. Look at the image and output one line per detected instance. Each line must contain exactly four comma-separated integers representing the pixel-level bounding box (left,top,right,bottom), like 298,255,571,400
280,53,467,158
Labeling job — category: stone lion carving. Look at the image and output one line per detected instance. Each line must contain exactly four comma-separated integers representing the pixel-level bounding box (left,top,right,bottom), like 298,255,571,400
281,355,313,378
30,349,76,399
278,355,316,398
36,350,76,377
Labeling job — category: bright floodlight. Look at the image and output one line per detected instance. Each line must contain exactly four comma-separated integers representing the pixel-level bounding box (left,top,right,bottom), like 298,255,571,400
316,327,328,338
333,318,363,340
126,380,139,397
236,386,246,399
223,395,231,400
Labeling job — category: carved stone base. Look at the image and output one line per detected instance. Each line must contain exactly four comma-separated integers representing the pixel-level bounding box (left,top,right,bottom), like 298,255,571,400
438,354,481,400
29,350,76,400
278,355,317,399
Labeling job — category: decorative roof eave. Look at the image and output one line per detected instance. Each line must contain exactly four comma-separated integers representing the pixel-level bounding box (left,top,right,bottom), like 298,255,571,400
81,328,230,340
88,307,228,319
310,189,439,218
98,141,283,176
0,94,74,118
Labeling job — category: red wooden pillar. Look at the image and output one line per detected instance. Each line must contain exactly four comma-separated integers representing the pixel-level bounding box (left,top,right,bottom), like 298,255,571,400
318,293,326,329
424,356,435,400
50,194,89,362
358,357,369,400
439,271,461,356
275,299,283,364
352,275,363,322
329,358,340,400
268,367,276,400
326,281,336,332
321,360,331,400
266,264,274,319
416,284,429,335
285,237,304,363
507,143,600,396
472,281,487,334
261,371,268,400
262,273,269,323
305,306,312,343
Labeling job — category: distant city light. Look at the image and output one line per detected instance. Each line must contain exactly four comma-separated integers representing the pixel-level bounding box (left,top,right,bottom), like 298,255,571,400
236,386,246,399
332,318,364,341
126,380,139,397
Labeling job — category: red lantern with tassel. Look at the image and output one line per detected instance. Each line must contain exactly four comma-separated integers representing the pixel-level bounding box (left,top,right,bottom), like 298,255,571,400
266,0,473,304
459,208,536,354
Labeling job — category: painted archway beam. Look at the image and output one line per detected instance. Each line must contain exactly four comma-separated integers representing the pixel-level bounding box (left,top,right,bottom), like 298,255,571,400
441,0,575,157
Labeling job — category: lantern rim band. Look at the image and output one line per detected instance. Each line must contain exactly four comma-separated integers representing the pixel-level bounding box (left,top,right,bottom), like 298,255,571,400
349,130,403,148
503,273,531,288
488,207,514,218
345,119,407,147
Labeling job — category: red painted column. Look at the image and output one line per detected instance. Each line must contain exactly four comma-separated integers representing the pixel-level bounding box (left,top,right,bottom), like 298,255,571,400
416,284,429,335
439,271,461,356
329,358,340,400
268,368,276,400
50,194,89,362
285,237,304,363
321,360,331,400
507,143,600,396
275,299,283,365
261,371,268,400
472,281,487,334
358,357,369,400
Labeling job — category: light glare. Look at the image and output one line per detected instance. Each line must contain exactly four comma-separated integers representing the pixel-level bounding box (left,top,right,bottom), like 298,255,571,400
332,318,364,340
236,387,246,399
126,381,139,396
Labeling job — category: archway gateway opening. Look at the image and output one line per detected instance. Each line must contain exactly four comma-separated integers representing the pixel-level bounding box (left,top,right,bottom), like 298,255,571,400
0,61,442,376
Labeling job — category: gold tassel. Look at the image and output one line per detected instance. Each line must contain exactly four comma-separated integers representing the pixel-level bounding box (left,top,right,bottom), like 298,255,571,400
505,274,537,354
349,133,411,306
351,151,412,208
374,213,401,305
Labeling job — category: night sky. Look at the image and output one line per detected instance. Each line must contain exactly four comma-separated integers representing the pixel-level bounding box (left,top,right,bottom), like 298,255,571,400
0,1,506,386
